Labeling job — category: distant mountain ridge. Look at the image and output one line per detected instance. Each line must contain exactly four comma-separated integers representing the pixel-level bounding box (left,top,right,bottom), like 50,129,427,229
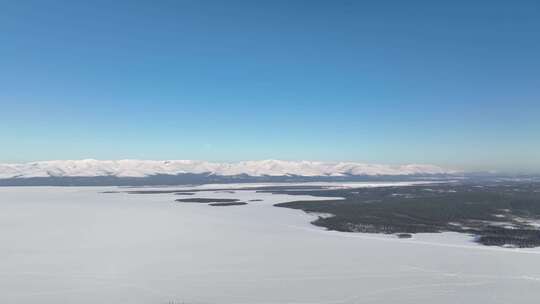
0,159,457,179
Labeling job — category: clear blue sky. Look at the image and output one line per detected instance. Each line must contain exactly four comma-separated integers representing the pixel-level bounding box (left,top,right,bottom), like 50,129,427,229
1,0,539,172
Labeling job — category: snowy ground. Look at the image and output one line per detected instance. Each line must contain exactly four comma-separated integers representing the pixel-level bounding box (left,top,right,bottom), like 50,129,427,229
1,185,539,303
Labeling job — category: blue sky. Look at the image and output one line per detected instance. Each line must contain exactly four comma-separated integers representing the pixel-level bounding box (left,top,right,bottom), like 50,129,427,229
1,0,539,172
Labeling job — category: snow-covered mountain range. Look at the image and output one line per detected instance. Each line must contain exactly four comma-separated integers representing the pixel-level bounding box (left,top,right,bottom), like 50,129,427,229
0,159,457,179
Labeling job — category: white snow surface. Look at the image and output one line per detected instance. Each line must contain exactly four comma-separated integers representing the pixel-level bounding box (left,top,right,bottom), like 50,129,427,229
1,184,539,304
0,159,457,178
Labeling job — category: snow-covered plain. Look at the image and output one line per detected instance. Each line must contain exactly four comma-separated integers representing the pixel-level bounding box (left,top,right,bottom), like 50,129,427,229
1,184,539,304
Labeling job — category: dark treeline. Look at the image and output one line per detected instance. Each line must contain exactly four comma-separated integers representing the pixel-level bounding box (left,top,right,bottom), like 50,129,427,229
273,182,540,248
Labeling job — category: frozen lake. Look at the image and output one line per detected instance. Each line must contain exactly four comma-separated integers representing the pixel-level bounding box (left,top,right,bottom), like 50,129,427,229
1,185,539,303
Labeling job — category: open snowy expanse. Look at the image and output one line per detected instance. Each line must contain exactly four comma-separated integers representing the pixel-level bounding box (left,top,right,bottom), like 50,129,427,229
1,184,539,303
